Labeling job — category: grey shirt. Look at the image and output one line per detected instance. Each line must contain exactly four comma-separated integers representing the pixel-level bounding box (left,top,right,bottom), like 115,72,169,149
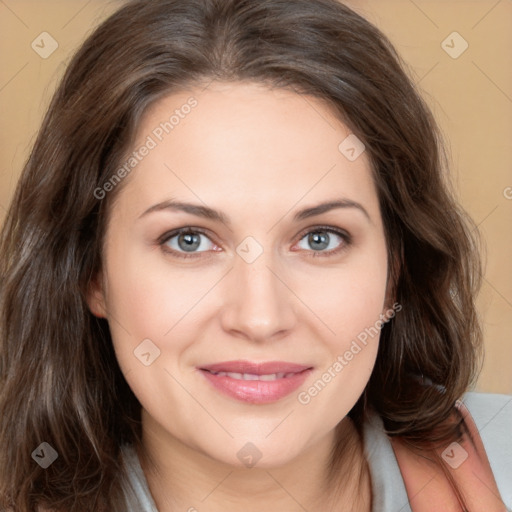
120,391,512,511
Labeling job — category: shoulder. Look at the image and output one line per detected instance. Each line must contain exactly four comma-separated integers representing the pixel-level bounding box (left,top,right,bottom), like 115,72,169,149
461,390,512,506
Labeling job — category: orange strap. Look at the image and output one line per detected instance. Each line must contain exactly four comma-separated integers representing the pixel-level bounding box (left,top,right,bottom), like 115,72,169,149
390,400,507,511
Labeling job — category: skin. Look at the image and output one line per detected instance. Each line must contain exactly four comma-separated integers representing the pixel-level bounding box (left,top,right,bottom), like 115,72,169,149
87,81,391,511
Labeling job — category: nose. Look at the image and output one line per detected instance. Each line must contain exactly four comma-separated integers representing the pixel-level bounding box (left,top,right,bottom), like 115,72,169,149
219,246,297,343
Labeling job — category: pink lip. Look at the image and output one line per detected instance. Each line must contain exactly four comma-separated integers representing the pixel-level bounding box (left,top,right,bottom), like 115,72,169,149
198,360,313,404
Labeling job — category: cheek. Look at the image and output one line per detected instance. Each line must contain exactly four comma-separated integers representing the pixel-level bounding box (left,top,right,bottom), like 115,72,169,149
101,246,205,417
103,242,204,335
300,253,388,345
102,240,225,382
295,247,388,404
333,273,387,348
295,268,386,428
316,281,384,389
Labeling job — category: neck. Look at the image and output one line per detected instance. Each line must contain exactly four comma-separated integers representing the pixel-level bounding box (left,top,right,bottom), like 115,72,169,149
137,410,371,512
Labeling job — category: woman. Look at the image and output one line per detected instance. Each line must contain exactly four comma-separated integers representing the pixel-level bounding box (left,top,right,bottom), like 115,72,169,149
0,0,510,511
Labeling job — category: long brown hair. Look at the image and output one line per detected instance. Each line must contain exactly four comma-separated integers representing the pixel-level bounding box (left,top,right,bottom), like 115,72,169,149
0,0,483,509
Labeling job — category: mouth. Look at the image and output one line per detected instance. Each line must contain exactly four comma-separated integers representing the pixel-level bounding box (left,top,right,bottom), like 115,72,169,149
197,360,313,404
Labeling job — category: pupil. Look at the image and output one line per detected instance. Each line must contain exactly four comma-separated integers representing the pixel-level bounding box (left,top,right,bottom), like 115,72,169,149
310,232,328,250
179,233,200,252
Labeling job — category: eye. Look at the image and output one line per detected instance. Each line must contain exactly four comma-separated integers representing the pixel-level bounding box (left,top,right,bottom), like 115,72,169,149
295,227,351,257
158,225,352,260
159,228,218,259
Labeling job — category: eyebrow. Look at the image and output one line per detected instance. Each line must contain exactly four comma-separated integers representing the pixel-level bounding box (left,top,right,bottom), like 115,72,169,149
138,198,371,225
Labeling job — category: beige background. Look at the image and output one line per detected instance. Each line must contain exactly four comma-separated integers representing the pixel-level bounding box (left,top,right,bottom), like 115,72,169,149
0,1,511,394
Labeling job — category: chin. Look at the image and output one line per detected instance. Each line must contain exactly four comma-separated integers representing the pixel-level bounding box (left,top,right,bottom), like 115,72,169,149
203,438,308,471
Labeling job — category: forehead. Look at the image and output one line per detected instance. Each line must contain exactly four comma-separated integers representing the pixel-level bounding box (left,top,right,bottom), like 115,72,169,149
114,81,378,220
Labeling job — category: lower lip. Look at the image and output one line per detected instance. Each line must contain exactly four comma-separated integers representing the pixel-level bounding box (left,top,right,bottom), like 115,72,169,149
199,369,312,404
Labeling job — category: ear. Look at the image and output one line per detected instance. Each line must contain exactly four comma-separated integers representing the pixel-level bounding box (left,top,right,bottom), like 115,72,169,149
86,271,107,318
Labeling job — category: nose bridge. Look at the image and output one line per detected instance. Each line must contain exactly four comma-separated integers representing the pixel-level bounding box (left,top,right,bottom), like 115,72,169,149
221,237,295,340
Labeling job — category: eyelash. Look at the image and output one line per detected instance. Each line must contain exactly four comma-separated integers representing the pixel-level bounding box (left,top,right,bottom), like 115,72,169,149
157,225,352,260
157,226,352,259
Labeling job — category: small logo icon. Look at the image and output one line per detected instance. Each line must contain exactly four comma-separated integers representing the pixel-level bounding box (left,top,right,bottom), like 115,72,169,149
236,236,263,264
31,442,58,469
441,441,468,469
31,32,59,59
338,134,366,161
134,338,161,366
236,442,262,468
441,32,468,59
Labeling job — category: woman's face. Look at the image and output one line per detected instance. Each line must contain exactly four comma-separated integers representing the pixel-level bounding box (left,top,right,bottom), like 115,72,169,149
88,81,390,468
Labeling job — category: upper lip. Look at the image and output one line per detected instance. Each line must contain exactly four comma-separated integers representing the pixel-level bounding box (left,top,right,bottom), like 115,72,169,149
199,360,312,375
